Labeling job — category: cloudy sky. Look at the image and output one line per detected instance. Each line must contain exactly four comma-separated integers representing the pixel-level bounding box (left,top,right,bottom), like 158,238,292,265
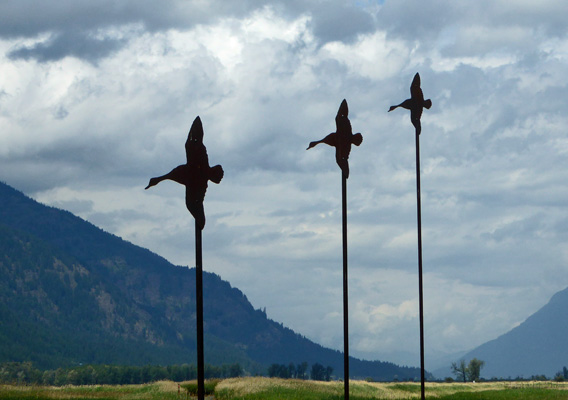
1,0,568,369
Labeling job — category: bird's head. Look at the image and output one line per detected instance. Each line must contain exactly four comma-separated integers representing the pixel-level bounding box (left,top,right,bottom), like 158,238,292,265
145,177,160,190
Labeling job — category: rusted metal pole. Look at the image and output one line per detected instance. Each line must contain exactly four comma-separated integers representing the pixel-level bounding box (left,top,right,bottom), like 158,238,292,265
415,131,425,400
342,169,349,400
195,223,204,400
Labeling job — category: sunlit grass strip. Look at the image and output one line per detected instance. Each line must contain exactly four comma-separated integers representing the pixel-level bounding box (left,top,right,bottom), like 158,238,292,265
0,381,180,400
214,378,568,400
215,377,343,400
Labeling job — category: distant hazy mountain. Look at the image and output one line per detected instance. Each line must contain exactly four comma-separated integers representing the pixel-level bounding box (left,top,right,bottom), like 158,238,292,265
434,286,568,379
0,181,423,381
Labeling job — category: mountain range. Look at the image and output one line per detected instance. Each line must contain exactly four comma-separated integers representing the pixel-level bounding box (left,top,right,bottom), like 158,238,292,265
434,285,568,379
0,181,422,381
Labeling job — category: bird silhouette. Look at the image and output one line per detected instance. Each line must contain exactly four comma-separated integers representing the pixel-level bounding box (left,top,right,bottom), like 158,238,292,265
307,99,363,179
145,116,224,230
388,73,432,135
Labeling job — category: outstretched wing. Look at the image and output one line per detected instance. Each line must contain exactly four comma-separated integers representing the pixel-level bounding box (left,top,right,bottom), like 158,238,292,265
185,116,204,163
410,73,424,102
335,99,351,136
336,99,348,120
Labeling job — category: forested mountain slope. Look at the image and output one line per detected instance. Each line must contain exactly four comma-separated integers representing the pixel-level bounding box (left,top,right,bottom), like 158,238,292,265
0,181,423,380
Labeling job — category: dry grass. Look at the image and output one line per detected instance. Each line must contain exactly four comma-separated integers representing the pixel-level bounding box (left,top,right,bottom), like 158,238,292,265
215,378,568,399
216,377,340,395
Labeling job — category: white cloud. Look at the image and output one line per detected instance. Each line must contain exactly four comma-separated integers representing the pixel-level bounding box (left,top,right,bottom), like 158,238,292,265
322,31,411,80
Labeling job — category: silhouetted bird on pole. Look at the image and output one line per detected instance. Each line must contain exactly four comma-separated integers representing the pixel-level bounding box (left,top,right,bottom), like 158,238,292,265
388,73,432,400
145,116,224,230
145,115,223,400
307,99,363,179
388,73,432,135
307,99,363,400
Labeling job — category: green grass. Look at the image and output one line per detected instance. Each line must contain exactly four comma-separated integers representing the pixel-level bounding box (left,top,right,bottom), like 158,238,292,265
1,378,567,399
0,381,180,400
438,388,568,400
214,378,343,400
388,383,423,393
181,379,221,396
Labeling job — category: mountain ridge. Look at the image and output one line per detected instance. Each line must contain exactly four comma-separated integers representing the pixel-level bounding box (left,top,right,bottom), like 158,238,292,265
0,181,423,381
434,286,568,379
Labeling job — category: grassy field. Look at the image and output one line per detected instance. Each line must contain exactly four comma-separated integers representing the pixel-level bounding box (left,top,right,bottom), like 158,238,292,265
1,378,567,399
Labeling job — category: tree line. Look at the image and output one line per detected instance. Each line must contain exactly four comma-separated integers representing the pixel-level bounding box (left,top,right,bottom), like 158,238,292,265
267,362,333,381
0,362,243,386
0,361,337,385
450,359,568,383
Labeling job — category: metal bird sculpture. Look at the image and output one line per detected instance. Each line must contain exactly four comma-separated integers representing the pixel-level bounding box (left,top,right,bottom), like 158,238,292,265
388,73,432,135
145,116,224,230
388,73,433,400
306,99,363,179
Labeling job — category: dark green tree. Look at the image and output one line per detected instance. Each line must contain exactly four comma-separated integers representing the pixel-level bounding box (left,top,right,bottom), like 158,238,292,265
451,360,467,383
451,359,485,382
325,366,333,381
228,363,243,378
54,368,68,386
310,363,326,381
288,363,296,379
466,358,485,382
296,362,308,380
42,370,55,385
268,364,288,378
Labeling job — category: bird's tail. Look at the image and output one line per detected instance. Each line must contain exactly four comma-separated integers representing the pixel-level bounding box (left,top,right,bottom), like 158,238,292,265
352,133,363,146
209,165,224,184
424,99,432,109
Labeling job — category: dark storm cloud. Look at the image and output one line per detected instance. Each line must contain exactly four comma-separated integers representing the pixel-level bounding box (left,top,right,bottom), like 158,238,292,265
0,0,273,62
0,0,268,38
1,1,378,63
8,30,126,63
307,3,375,44
376,0,460,42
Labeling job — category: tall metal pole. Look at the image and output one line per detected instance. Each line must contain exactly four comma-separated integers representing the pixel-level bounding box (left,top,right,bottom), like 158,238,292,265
342,169,349,400
195,223,205,400
145,116,223,400
306,99,360,400
388,73,430,400
415,131,425,400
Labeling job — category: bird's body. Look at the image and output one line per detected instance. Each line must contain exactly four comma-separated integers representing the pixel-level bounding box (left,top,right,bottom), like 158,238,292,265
145,116,224,230
307,99,363,179
388,73,432,135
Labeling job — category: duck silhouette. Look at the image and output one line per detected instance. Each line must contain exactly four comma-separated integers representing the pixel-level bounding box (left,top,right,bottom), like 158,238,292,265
388,73,432,135
145,116,224,230
306,99,363,179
